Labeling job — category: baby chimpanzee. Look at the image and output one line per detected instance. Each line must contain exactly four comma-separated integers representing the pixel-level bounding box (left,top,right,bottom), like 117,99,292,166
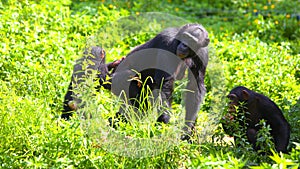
222,86,290,153
61,46,123,119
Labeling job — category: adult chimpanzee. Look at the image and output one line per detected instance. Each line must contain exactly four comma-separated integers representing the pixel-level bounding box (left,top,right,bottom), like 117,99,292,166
61,46,122,120
111,23,210,140
222,86,290,153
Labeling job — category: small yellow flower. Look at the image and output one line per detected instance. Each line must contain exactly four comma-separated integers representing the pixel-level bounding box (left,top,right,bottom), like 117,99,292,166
175,7,179,12
263,6,268,10
275,20,279,24
223,18,228,21
254,19,259,24
286,14,291,18
271,4,275,9
109,4,114,9
270,35,274,40
213,39,219,43
253,9,258,13
136,12,140,15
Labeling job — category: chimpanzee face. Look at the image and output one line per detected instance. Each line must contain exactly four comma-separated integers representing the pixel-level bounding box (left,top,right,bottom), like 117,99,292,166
227,93,239,113
176,42,190,59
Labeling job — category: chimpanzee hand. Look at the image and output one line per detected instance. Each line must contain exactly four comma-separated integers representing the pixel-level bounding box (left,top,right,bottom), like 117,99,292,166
180,122,195,143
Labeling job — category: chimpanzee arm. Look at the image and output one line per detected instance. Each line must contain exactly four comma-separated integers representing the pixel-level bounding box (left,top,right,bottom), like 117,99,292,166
269,114,290,153
221,113,236,137
106,57,125,73
274,124,290,153
181,67,206,138
246,128,258,150
173,61,187,80
61,81,75,120
258,98,290,153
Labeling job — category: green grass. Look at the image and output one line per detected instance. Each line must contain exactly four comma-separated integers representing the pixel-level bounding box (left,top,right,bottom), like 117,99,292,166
0,0,299,168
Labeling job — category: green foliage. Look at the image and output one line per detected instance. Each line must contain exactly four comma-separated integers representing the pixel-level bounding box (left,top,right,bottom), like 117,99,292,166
0,0,299,168
287,98,300,149
255,120,276,154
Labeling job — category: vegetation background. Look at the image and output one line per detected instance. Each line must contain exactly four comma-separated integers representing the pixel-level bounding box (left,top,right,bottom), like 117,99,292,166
0,0,299,168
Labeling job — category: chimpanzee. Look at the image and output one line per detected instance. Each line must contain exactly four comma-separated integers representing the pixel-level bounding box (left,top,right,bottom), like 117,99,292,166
222,86,290,153
61,46,122,120
111,23,210,140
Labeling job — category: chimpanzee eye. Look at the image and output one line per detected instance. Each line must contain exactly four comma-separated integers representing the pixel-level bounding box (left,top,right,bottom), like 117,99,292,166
179,43,189,52
181,43,187,48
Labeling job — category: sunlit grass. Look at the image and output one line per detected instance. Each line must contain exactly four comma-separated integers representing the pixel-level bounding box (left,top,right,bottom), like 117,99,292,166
0,0,299,168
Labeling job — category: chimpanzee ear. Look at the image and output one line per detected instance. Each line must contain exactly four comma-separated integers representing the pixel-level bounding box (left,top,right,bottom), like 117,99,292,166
100,49,105,59
242,90,250,100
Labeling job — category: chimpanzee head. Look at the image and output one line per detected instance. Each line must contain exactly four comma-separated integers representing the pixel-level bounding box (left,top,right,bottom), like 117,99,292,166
175,23,210,54
84,46,106,63
227,86,253,113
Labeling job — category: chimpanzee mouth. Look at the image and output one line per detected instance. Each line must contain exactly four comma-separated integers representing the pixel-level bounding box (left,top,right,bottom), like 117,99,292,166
177,53,186,59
